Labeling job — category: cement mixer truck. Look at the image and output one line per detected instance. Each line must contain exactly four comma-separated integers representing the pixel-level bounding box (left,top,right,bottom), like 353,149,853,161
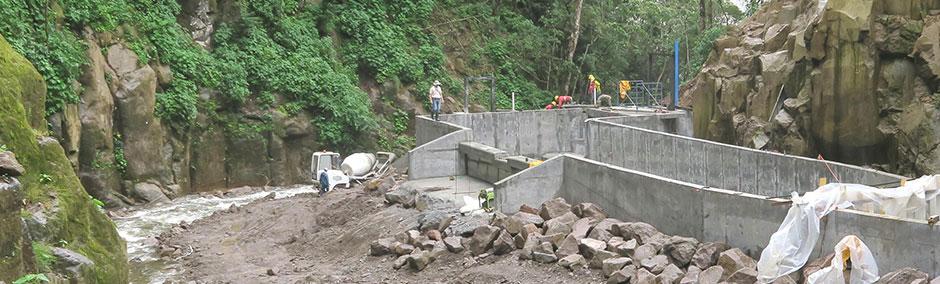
311,151,396,192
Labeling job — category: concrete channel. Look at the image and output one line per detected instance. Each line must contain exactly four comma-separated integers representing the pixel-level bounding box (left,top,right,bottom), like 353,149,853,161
409,107,940,275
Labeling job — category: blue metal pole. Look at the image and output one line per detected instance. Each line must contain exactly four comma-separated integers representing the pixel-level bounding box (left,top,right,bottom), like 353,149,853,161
673,39,680,110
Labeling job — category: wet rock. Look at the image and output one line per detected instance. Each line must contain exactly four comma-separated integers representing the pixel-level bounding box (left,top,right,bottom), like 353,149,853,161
385,186,417,207
505,212,544,235
589,250,619,269
131,182,170,203
417,211,453,232
555,234,580,258
663,236,699,267
51,247,95,277
0,151,25,177
519,204,539,215
876,267,929,284
558,254,587,270
602,257,633,277
655,264,685,284
691,242,731,269
443,236,464,253
539,197,572,220
369,238,396,256
572,203,607,219
608,265,636,283
492,230,515,255
633,268,656,284
464,225,500,255
578,238,607,259
698,266,724,284
717,248,756,280
640,255,669,274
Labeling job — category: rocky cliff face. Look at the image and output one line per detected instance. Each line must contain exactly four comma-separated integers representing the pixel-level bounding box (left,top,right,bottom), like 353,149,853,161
683,0,940,175
0,34,127,283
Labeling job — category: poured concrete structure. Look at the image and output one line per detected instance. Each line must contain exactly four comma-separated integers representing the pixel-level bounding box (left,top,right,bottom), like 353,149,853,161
409,108,937,276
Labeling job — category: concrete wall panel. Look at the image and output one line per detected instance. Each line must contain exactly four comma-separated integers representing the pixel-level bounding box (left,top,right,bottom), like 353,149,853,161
493,156,565,213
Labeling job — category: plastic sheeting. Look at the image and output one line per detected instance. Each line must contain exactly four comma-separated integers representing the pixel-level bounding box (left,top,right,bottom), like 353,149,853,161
756,175,940,283
806,235,879,284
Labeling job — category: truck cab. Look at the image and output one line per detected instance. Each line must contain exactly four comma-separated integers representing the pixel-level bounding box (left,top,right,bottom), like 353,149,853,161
311,151,350,192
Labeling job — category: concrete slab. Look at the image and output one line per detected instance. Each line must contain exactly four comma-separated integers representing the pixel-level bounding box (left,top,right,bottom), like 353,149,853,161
402,176,494,209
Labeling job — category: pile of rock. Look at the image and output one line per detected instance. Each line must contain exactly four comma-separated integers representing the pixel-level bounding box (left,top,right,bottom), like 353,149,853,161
369,210,457,271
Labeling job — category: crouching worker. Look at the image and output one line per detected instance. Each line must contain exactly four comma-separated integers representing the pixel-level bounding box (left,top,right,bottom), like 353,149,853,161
318,168,330,196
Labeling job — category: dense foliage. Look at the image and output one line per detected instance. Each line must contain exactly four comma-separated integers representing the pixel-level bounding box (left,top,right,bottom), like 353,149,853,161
0,0,749,146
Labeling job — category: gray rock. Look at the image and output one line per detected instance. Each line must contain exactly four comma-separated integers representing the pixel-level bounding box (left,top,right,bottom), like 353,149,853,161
588,226,615,242
443,236,464,253
592,218,622,234
717,248,756,280
691,242,731,269
725,267,758,284
698,266,723,284
633,268,656,284
876,267,929,284
614,239,638,257
369,238,396,256
513,234,525,249
392,255,408,270
52,247,95,277
571,217,599,239
492,230,515,255
448,216,488,237
464,225,501,255
607,237,625,250
539,197,572,220
632,243,658,262
554,234,580,258
417,211,453,232
558,254,587,270
414,237,436,250
578,238,608,259
0,151,25,177
655,264,685,284
663,236,699,267
801,253,834,281
385,186,417,207
542,212,578,235
590,250,620,269
519,233,541,260
392,242,416,256
602,257,633,277
609,265,636,284
613,222,667,245
406,250,434,271
396,230,421,245
505,212,544,235
572,203,607,219
535,233,566,249
680,266,701,284
640,255,669,274
415,192,455,211
131,182,170,203
533,251,558,263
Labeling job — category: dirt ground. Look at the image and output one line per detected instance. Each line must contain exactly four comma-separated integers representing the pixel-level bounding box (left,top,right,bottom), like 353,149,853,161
160,185,608,283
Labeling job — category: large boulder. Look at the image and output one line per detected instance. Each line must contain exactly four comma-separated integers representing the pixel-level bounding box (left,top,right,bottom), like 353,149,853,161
0,152,24,177
554,234,581,258
464,225,500,255
539,197,572,220
656,264,685,284
602,257,632,277
557,254,587,270
572,202,607,219
385,186,418,207
691,242,731,269
662,236,699,267
504,212,544,235
542,212,578,236
131,182,169,203
571,217,599,239
369,238,397,256
876,267,929,284
578,238,608,259
698,266,724,284
51,247,95,279
492,230,515,255
613,222,667,245
417,211,453,232
717,248,757,281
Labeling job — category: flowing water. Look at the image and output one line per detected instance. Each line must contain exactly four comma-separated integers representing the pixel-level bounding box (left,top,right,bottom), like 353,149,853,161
113,185,317,283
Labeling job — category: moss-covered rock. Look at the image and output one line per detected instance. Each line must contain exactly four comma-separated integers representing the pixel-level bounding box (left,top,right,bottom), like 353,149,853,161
0,34,127,283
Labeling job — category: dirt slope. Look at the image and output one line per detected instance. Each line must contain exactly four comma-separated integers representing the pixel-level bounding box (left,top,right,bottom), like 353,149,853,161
160,187,605,283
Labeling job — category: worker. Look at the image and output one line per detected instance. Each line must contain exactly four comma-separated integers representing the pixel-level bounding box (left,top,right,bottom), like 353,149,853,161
428,80,443,121
318,168,330,196
544,95,573,109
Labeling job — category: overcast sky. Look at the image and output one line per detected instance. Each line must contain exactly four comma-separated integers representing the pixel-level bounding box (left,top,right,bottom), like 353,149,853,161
730,0,747,11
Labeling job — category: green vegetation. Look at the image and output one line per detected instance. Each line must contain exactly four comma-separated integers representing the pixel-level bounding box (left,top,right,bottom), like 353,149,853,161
30,242,54,272
13,274,49,284
37,173,53,184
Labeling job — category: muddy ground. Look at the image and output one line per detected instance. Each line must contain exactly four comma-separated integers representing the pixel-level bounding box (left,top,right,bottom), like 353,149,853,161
159,185,607,283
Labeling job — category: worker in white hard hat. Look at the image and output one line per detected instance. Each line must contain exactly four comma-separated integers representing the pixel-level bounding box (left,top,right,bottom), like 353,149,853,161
428,80,443,121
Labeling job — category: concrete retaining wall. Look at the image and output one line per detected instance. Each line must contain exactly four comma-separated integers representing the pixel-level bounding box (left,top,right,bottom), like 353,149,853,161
409,117,471,179
594,112,693,136
495,154,940,276
439,109,590,158
493,156,565,213
585,119,905,196
460,142,530,183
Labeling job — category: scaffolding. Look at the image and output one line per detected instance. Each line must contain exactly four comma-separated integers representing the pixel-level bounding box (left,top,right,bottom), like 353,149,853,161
618,80,665,108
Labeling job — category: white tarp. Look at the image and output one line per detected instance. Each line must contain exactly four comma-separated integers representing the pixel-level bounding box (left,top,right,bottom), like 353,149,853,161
805,235,879,284
756,175,940,283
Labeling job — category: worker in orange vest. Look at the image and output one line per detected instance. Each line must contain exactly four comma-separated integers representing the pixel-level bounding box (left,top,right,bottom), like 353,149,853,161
544,96,573,109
